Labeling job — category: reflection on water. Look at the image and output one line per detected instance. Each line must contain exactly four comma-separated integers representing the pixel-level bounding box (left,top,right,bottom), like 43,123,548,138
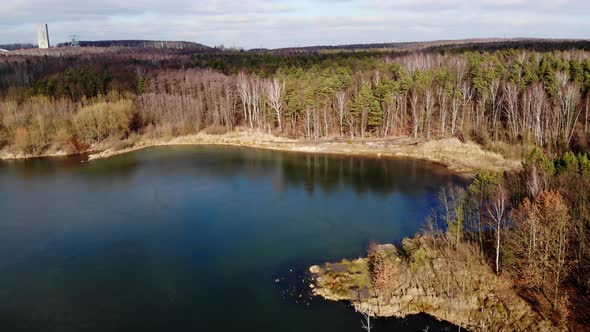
2,146,462,195
0,146,463,331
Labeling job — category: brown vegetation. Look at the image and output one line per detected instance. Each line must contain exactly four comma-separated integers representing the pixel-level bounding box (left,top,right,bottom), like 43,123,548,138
310,238,556,331
311,150,590,330
2,48,590,160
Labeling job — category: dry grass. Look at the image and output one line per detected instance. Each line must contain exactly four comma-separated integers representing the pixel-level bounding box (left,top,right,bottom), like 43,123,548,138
404,138,522,174
310,235,560,331
485,141,536,161
1,130,521,177
202,125,230,135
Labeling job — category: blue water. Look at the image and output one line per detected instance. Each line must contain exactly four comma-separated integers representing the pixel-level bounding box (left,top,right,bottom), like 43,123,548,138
0,146,463,331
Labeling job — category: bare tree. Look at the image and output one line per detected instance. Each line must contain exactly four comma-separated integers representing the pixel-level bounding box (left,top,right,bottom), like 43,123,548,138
359,303,373,332
585,94,589,134
459,81,473,131
490,78,501,140
437,87,448,136
526,164,542,198
488,184,508,274
335,91,347,137
347,111,356,140
265,77,285,132
424,89,435,139
237,72,252,128
450,89,460,135
528,84,546,146
382,93,395,137
449,57,468,136
556,76,581,146
503,82,520,141
410,92,420,139
304,107,312,140
251,78,263,129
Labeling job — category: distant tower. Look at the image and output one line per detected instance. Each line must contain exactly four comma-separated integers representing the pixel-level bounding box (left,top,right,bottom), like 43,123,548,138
69,34,80,47
37,24,50,49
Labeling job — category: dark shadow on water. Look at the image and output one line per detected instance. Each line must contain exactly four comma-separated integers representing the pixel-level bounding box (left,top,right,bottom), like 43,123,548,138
1,146,467,196
0,145,468,200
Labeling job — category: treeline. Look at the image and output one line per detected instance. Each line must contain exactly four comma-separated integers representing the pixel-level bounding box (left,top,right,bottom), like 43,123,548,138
0,46,207,94
0,43,35,51
226,51,590,147
1,48,590,156
141,50,590,149
408,149,590,327
271,39,590,55
56,40,212,51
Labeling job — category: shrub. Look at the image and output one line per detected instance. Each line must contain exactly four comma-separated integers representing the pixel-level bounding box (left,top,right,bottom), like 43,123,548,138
558,151,579,173
51,126,73,145
578,153,590,174
73,100,133,144
524,147,556,175
410,247,428,269
13,127,31,153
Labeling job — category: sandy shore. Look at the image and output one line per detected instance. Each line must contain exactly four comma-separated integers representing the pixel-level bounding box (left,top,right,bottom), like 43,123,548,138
0,131,521,177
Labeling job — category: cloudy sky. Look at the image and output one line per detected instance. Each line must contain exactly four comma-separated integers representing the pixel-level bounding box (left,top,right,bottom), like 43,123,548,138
1,0,589,49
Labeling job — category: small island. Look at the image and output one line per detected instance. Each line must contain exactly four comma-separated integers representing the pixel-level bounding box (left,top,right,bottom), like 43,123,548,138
310,239,554,331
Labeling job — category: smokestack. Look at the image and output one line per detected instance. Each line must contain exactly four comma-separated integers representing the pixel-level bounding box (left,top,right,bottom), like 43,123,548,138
37,24,50,49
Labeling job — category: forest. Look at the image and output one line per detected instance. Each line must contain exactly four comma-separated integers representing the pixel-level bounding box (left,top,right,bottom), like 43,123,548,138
2,44,590,328
310,146,590,330
1,46,590,156
422,149,590,328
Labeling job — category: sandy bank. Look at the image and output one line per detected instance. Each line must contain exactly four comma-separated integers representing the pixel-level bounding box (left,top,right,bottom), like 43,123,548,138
1,131,520,176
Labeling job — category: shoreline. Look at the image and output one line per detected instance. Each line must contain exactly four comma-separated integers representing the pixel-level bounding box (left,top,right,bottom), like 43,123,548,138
0,131,521,177
309,238,557,331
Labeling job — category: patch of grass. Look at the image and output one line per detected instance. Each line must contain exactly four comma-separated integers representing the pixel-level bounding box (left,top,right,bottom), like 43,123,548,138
320,259,371,295
346,260,371,289
485,140,534,161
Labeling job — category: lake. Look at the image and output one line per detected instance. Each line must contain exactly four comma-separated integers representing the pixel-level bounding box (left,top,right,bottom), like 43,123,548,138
0,146,465,331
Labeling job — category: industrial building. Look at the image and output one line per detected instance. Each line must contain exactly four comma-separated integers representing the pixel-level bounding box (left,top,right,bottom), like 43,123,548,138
37,24,50,49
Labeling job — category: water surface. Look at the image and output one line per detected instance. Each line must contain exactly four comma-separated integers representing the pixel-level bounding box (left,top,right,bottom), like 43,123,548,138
0,146,464,331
